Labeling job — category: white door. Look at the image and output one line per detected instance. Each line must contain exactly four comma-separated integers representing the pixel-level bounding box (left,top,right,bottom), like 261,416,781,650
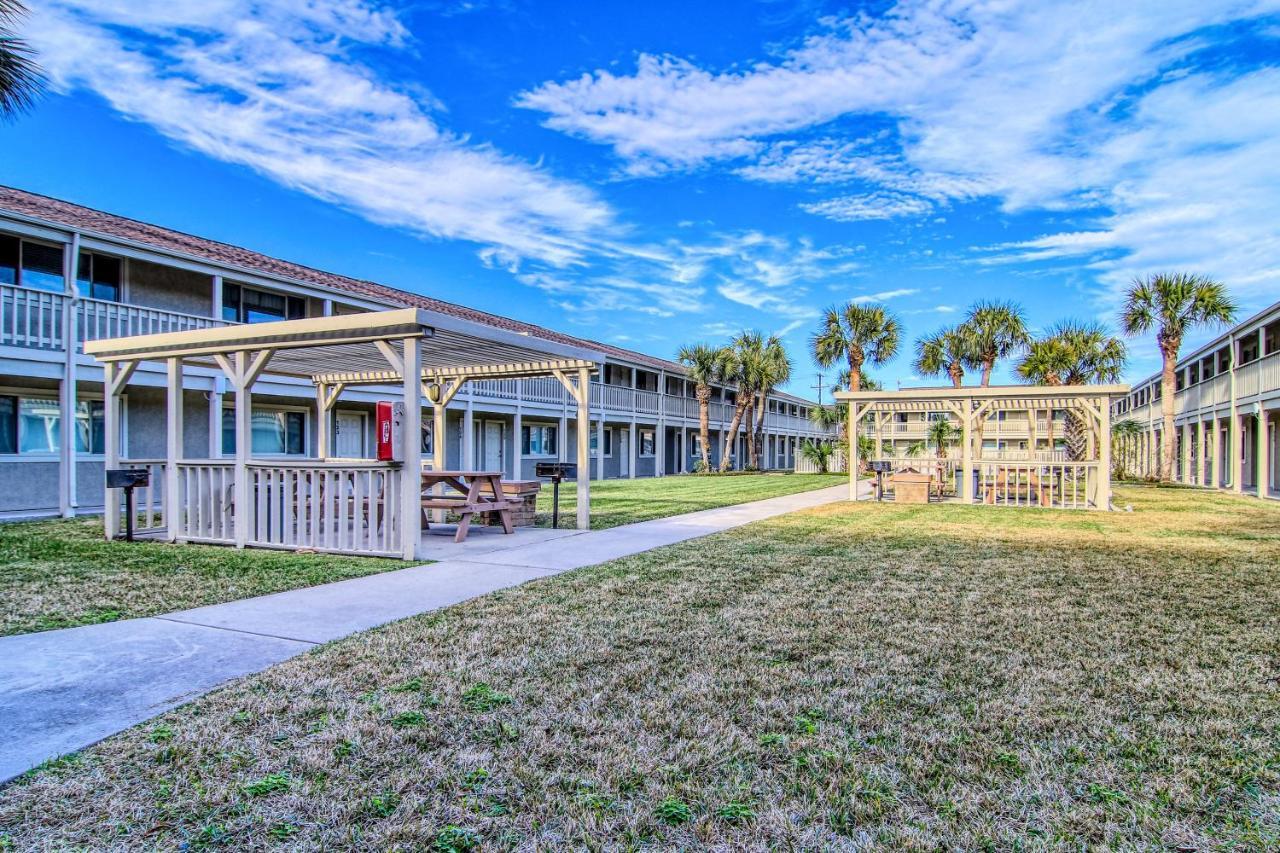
483,421,504,471
334,412,365,458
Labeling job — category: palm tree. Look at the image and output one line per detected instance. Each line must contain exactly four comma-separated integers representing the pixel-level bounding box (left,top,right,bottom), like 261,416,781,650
719,331,763,472
1016,320,1127,460
914,325,978,387
677,343,730,473
751,335,792,469
1111,418,1144,480
926,417,957,459
835,368,883,392
811,303,901,394
798,439,834,474
1120,273,1236,482
962,300,1029,386
1,1,43,120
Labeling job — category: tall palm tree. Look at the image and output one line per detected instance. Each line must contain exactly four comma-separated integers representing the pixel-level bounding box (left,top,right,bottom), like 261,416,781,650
677,343,730,473
835,368,883,392
914,325,978,387
1017,320,1127,460
1120,273,1236,482
719,331,762,472
962,300,1029,386
811,303,901,394
751,335,792,468
1,1,43,120
1111,418,1144,480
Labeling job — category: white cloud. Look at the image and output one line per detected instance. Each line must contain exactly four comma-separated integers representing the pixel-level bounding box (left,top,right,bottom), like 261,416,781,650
801,193,934,222
850,288,918,303
32,0,612,267
519,0,1280,309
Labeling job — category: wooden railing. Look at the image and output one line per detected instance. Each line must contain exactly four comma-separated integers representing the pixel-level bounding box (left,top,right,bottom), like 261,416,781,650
173,461,235,544
119,458,167,535
975,461,1097,510
1,284,64,350
1,284,228,352
243,462,402,557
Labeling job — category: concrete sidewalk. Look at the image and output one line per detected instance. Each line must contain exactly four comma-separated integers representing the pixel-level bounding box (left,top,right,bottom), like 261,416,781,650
0,482,853,782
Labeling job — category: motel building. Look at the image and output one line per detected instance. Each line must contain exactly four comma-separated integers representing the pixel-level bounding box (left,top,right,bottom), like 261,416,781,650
1112,300,1280,499
0,186,831,521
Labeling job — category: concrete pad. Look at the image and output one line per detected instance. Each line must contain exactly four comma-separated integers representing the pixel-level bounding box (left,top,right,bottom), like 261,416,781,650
163,560,558,644
417,524,582,562
0,618,308,782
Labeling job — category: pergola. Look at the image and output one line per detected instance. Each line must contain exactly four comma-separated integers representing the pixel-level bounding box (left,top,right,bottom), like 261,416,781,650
85,308,603,559
835,384,1129,510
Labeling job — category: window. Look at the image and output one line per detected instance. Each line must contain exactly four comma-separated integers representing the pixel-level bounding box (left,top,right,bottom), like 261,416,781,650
1200,355,1214,381
0,236,66,292
222,283,305,324
639,429,655,457
1239,335,1259,365
222,409,306,455
1218,347,1231,373
589,427,612,456
76,252,122,301
1188,362,1199,385
521,424,557,456
690,433,702,455
421,423,433,456
0,395,105,455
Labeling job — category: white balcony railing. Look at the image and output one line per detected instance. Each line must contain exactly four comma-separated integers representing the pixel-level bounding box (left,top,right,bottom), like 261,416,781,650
1,284,228,352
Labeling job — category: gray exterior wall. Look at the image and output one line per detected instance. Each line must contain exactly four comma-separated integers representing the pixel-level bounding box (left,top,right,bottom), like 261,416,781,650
127,259,212,317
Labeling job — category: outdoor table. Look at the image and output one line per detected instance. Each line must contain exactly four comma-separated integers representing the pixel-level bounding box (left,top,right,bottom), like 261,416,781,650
420,470,514,542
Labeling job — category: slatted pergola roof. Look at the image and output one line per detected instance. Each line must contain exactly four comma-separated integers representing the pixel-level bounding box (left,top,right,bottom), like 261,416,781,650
83,308,604,381
834,384,1130,414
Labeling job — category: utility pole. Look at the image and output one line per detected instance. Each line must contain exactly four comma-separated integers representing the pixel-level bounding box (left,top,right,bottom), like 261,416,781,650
811,374,825,406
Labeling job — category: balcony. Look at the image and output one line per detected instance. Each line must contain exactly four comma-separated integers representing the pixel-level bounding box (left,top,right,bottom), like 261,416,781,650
1,283,228,353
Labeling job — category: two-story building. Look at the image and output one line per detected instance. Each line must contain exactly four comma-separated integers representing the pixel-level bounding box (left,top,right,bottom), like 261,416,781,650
1112,300,1280,499
0,186,831,519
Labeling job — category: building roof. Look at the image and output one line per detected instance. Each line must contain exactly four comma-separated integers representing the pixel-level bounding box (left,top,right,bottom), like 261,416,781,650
0,185,693,373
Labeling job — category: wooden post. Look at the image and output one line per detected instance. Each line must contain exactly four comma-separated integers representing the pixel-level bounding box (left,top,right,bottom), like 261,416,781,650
848,401,859,501
315,383,329,461
960,399,973,503
512,409,523,480
1229,333,1242,492
165,357,184,541
596,416,605,481
464,402,475,468
233,352,251,549
576,366,591,530
1180,422,1192,485
1257,406,1269,500
103,362,121,540
1098,392,1112,510
401,338,424,560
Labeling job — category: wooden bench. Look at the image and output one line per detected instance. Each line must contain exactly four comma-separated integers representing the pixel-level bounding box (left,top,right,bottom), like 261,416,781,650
420,470,514,542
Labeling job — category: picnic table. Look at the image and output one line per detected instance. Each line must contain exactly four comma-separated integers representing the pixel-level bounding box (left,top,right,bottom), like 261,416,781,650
420,470,514,542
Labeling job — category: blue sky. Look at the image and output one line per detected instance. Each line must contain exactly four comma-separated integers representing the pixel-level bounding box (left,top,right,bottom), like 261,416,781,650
4,0,1280,399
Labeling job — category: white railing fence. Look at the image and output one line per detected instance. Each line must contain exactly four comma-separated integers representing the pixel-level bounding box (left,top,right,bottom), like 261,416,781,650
118,458,167,535
78,298,226,342
1,284,64,350
174,461,235,544
243,462,403,557
975,461,1096,510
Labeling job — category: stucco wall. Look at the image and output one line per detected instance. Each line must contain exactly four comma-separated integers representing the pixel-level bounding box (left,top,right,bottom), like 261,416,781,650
128,259,213,317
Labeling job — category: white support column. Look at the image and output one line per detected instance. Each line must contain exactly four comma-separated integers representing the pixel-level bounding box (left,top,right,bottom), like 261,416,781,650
595,416,605,481
59,232,81,517
463,402,475,468
557,411,567,463
232,353,251,549
960,399,973,503
165,357,184,541
1257,406,1269,500
1229,333,1241,492
401,338,424,560
848,402,860,501
1180,422,1192,485
512,408,523,481
576,367,591,530
210,274,223,319
629,420,637,479
680,424,687,472
1098,393,1112,510
103,362,121,540
315,383,330,461
209,376,224,458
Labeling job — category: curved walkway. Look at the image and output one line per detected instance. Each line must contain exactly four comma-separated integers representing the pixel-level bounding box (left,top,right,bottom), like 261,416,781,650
0,482,857,783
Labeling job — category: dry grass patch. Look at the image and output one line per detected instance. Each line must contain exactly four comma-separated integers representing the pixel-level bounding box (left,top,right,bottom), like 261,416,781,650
535,471,844,528
0,517,413,636
1,486,1278,849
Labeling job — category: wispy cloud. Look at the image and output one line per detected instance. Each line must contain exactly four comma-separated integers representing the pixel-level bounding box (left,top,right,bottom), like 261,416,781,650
519,1,1280,307
851,288,919,304
32,0,612,268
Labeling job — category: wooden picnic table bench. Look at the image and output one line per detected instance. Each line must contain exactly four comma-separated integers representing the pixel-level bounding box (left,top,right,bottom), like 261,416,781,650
421,470,514,542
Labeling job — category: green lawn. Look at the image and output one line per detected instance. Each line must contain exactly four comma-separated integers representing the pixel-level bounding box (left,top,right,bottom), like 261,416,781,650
2,486,1278,849
0,517,413,636
535,471,846,528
